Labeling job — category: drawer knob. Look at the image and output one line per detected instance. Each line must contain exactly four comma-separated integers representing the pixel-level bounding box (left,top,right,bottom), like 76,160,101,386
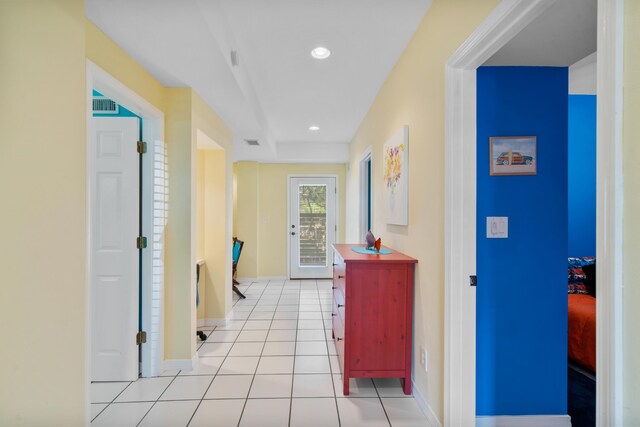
338,304,344,308
338,275,344,279
336,337,343,341
332,286,336,289
332,313,336,317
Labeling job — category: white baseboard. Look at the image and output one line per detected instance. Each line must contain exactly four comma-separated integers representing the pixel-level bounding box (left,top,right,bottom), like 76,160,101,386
259,276,287,281
411,379,442,427
476,415,572,427
163,352,199,371
197,318,206,328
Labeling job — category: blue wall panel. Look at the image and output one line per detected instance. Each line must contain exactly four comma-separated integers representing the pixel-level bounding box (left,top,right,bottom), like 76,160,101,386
476,67,568,415
568,95,596,257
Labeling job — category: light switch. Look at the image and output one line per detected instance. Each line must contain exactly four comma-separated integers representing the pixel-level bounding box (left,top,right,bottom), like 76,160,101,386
487,216,508,238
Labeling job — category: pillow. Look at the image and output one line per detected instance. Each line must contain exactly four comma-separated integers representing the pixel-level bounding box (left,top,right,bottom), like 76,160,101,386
568,266,590,294
582,262,596,297
568,256,595,269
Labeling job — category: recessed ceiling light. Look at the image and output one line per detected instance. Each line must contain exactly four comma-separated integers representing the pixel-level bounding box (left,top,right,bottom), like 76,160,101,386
311,46,331,59
309,126,320,131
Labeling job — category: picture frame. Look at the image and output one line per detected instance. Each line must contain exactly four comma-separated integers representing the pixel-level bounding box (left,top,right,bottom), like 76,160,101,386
489,136,537,176
383,125,409,225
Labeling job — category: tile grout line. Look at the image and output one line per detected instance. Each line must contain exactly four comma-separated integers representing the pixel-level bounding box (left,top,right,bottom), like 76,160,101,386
90,380,135,422
287,278,304,427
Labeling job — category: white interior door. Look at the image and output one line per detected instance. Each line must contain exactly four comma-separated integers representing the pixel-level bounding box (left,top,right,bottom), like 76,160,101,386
289,177,337,279
90,117,139,381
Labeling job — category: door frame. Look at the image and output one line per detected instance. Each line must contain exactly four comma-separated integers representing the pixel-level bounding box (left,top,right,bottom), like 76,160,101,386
287,174,339,280
359,147,373,239
86,60,165,399
443,0,625,425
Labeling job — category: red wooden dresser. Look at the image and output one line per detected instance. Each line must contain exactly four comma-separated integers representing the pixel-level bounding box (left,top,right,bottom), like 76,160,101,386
331,243,417,395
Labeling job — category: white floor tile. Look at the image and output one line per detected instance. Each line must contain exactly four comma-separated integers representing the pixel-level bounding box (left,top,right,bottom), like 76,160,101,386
297,329,326,341
198,342,233,357
333,375,378,397
267,329,297,342
329,355,341,373
373,378,410,397
229,342,265,357
204,375,253,399
237,330,269,342
115,377,173,402
294,356,331,374
253,304,278,311
138,400,199,427
249,374,293,398
298,311,323,320
295,341,328,356
242,320,272,330
158,370,179,377
262,341,296,356
91,402,153,427
90,403,108,421
91,382,130,403
231,305,255,312
248,312,275,320
239,398,290,427
215,320,247,330
159,376,213,401
270,319,298,330
336,397,390,427
275,305,299,312
206,330,240,343
299,304,322,312
189,399,245,427
256,356,294,374
290,398,340,427
180,356,224,376
297,319,325,330
273,311,298,319
292,374,334,397
229,312,250,320
381,398,430,426
218,356,260,375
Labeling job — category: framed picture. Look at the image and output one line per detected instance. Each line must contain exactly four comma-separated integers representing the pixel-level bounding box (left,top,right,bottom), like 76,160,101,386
383,125,409,225
489,136,537,176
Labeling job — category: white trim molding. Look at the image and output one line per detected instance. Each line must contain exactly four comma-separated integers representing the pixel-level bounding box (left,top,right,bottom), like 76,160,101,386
476,415,571,427
163,353,199,372
443,1,556,426
596,0,625,425
411,380,443,427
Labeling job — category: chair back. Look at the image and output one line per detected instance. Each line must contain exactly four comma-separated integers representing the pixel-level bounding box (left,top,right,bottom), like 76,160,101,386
232,238,244,266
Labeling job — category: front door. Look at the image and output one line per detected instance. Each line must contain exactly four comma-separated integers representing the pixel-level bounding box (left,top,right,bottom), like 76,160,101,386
90,117,140,381
289,177,337,279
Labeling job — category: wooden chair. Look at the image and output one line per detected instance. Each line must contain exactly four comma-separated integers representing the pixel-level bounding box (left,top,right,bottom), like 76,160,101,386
232,238,246,299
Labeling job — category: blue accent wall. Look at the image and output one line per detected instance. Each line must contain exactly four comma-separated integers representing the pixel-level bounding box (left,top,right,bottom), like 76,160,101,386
476,67,568,416
568,95,596,257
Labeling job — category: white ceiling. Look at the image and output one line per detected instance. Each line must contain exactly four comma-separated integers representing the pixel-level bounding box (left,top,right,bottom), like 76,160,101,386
484,0,597,66
86,0,432,162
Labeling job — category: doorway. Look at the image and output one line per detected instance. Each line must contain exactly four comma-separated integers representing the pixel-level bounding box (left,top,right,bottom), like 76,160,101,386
288,176,337,279
443,0,624,425
86,60,167,389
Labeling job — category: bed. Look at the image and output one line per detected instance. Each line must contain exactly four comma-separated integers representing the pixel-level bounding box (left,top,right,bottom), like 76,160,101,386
567,257,596,373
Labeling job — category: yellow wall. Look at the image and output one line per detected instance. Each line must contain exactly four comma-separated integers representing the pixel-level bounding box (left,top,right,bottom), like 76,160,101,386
0,1,87,424
196,152,206,321
234,162,260,278
344,0,499,422
623,1,640,423
192,92,234,320
233,162,347,278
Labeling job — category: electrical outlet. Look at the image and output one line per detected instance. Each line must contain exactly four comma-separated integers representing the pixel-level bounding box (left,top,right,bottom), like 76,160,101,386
420,346,427,372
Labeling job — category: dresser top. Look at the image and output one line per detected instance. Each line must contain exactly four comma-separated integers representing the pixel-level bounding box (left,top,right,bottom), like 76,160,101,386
333,244,417,264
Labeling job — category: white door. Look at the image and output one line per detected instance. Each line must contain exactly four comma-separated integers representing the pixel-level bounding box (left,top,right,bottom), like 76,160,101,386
90,117,140,382
289,177,337,279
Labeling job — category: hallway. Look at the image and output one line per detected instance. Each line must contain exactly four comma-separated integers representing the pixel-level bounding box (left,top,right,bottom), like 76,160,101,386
90,279,429,426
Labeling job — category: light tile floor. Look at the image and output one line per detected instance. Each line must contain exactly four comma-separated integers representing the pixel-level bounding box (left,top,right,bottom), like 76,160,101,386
91,279,430,426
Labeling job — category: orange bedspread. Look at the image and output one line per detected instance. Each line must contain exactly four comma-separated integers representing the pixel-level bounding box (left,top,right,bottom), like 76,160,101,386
568,294,596,372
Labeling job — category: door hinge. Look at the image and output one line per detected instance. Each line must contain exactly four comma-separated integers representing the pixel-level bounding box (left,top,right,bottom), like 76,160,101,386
470,275,477,287
136,331,147,345
137,140,147,154
136,236,147,249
